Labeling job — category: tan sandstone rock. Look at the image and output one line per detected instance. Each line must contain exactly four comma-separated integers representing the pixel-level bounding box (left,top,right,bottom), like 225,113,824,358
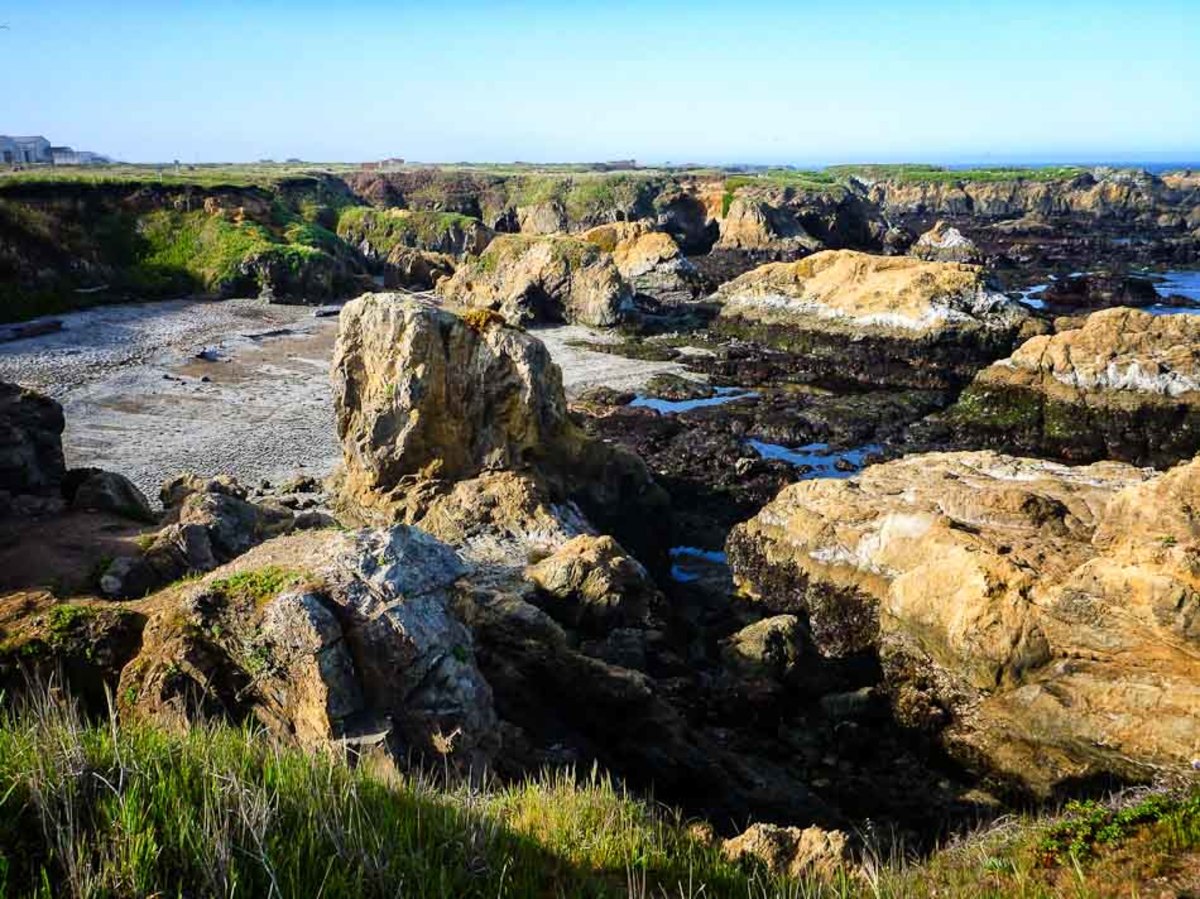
950,307,1200,466
716,197,821,253
722,823,852,879
580,222,701,304
715,250,1034,388
330,292,670,565
441,234,633,327
727,450,1200,794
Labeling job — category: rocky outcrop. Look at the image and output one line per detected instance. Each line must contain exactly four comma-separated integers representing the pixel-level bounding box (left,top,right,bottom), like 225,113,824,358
439,235,634,327
330,292,669,564
722,823,852,879
119,525,498,770
715,250,1036,388
909,221,981,264
383,246,455,290
99,474,300,598
580,222,701,305
727,450,1200,795
716,198,823,254
0,381,65,501
949,308,1200,467
1037,272,1161,311
526,534,659,633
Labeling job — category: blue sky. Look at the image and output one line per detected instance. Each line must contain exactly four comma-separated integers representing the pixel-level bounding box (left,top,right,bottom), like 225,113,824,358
3,0,1198,165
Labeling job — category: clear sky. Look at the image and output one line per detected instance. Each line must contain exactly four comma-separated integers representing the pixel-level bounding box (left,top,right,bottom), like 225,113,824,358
3,0,1198,165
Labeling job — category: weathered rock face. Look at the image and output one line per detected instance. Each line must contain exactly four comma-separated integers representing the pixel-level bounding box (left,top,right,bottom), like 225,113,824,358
722,823,852,879
580,222,701,305
331,292,670,565
526,534,659,634
332,293,571,499
383,246,456,291
715,250,1035,388
727,450,1200,795
0,381,65,499
120,525,499,770
100,474,299,599
949,308,1200,467
439,234,633,327
716,198,823,254
909,221,981,264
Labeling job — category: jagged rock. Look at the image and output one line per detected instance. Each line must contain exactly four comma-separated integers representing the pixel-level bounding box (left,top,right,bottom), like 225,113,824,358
722,823,852,879
332,293,572,496
383,246,456,290
338,208,493,260
63,468,155,522
716,198,822,254
727,450,1200,794
581,222,701,304
119,526,498,769
526,534,658,633
1038,272,1161,311
714,250,1036,389
439,234,634,327
721,614,803,680
0,381,65,498
909,221,982,264
331,292,670,565
101,475,295,599
949,307,1200,466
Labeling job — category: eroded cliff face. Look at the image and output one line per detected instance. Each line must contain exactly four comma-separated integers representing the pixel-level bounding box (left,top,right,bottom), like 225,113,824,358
727,450,1200,796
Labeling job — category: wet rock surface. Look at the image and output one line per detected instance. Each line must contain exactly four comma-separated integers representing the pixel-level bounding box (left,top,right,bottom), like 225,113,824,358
727,450,1200,796
944,307,1200,467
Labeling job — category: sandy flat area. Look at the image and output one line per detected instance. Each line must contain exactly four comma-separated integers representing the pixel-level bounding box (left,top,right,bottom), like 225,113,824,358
0,298,693,503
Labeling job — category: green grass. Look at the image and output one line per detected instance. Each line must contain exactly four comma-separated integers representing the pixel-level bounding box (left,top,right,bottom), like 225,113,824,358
335,207,483,255
824,164,1087,184
209,566,308,607
0,163,363,191
1,689,1198,898
130,209,278,294
0,691,794,899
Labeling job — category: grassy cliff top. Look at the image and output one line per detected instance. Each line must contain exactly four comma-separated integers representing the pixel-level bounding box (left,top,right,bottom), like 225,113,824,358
0,162,362,190
0,161,1127,193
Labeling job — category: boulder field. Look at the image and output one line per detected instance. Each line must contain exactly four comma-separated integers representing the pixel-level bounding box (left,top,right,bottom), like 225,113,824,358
727,450,1200,796
948,307,1200,467
714,250,1038,388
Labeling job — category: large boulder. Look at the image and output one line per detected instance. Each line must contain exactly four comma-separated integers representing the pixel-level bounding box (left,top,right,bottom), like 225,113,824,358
581,222,701,305
908,220,982,264
63,468,156,522
119,525,499,769
439,234,634,327
727,450,1200,795
0,381,65,499
330,293,670,565
714,250,1035,389
949,307,1200,467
